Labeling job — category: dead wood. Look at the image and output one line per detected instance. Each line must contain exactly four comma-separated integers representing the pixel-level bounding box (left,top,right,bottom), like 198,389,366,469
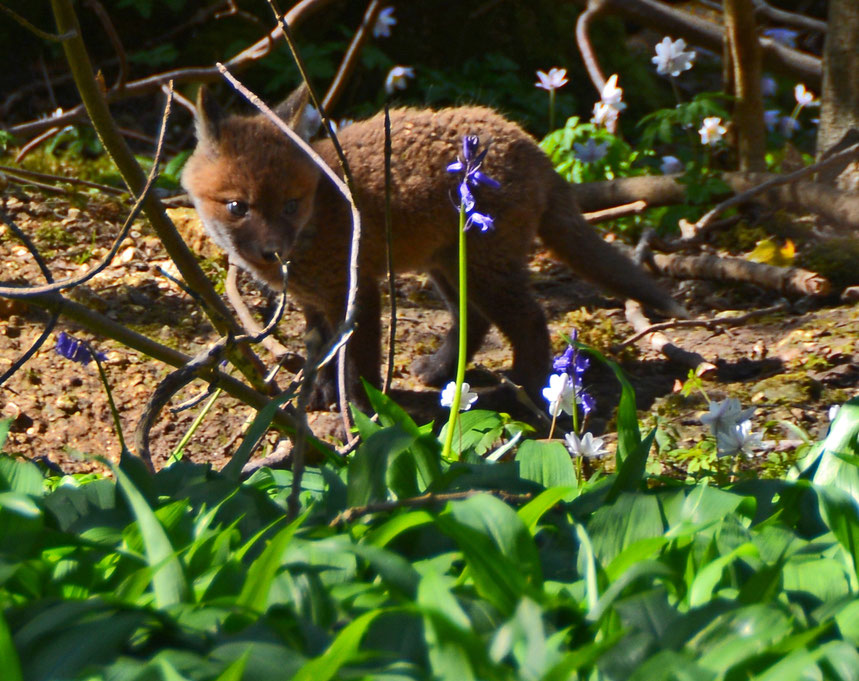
624,300,717,376
571,172,859,233
651,252,831,297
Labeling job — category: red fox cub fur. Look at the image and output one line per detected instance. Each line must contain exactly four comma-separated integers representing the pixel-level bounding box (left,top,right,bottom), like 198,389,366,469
181,86,686,403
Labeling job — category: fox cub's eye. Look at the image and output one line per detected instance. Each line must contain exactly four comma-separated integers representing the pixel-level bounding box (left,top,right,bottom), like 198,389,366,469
226,200,249,217
283,199,298,215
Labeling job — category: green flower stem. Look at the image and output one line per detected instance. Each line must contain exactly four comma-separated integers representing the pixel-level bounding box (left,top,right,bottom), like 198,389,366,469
89,346,127,455
169,387,223,464
441,203,469,460
549,89,556,132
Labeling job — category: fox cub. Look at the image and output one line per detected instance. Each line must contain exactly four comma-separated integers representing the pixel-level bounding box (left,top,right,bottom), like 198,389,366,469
181,86,685,403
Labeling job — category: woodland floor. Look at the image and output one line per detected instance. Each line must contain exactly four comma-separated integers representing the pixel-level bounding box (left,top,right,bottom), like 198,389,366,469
0,189,856,476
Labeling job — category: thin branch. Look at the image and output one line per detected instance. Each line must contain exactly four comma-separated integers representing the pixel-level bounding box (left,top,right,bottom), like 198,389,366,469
84,0,128,92
321,0,383,112
383,104,396,394
0,211,62,387
49,0,272,394
752,0,827,33
0,165,125,196
14,127,61,163
624,300,717,376
0,3,76,42
0,90,171,299
575,0,609,92
615,301,789,348
329,489,535,527
583,200,647,224
8,0,340,139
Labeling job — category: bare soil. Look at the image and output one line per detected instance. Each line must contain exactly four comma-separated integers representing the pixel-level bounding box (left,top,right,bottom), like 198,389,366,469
1,190,856,475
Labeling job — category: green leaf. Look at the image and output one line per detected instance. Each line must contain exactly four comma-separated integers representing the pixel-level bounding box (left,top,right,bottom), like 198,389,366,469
516,439,577,489
518,486,576,533
607,429,656,502
237,513,304,612
111,462,188,607
291,609,386,681
588,492,664,566
0,456,45,496
815,484,859,579
689,542,759,607
347,425,416,506
577,344,640,465
813,397,859,504
222,390,296,480
0,611,22,681
214,650,250,681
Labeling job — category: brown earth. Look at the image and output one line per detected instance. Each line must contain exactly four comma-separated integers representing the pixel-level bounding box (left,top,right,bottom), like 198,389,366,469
0,189,856,476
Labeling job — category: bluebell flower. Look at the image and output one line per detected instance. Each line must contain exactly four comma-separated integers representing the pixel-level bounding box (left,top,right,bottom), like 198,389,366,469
548,331,594,416
55,331,106,366
447,135,500,232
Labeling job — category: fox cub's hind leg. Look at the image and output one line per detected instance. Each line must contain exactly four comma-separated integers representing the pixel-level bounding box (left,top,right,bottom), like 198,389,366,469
410,268,493,387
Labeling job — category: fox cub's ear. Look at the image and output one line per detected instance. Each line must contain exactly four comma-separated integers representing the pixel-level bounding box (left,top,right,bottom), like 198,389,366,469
274,83,321,141
194,85,224,145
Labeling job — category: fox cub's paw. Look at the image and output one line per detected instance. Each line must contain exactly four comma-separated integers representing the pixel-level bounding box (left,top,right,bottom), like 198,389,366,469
410,354,456,388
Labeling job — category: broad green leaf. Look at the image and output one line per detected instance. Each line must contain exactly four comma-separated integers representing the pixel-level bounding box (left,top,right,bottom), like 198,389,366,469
449,494,542,587
435,516,527,615
589,560,674,622
111,462,188,607
362,379,421,433
605,537,669,581
237,513,304,612
578,344,641,465
695,605,792,673
782,556,853,603
367,509,435,547
292,609,386,681
588,492,663,566
417,569,471,630
752,647,818,681
606,428,656,501
835,598,859,646
0,456,44,496
214,650,250,681
516,439,577,489
0,611,22,681
689,542,758,607
816,484,859,579
438,409,506,456
222,390,295,480
813,397,859,503
518,486,576,533
18,607,146,681
349,542,420,597
347,425,416,506
626,649,713,681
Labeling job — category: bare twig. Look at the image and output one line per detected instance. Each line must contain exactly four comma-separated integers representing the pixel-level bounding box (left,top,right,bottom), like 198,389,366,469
0,164,125,196
583,200,647,224
135,262,291,469
0,3,76,42
14,127,61,163
383,105,396,394
751,0,827,33
329,489,535,527
615,301,789,348
10,0,341,139
321,0,383,112
575,0,609,92
0,90,171,299
0,211,62,387
624,300,717,376
84,0,128,92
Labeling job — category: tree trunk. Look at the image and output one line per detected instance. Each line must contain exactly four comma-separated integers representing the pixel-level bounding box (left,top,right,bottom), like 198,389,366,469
723,0,766,172
817,0,859,187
